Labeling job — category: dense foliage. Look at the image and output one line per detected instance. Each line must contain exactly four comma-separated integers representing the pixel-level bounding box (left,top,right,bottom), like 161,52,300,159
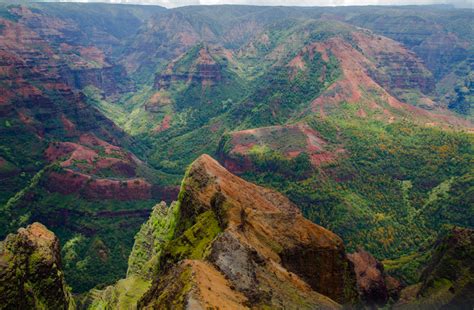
239,112,473,260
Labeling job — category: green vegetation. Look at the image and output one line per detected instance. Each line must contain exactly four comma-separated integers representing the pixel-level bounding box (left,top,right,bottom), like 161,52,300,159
0,223,74,310
3,179,156,293
239,111,473,259
390,227,474,306
86,276,150,310
127,202,180,279
383,252,431,284
0,164,52,232
162,210,221,263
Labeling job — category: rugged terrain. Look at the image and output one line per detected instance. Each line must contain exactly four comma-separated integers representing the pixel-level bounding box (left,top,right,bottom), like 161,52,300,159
0,2,173,291
2,157,472,309
0,222,72,309
79,155,359,308
395,227,474,308
0,1,472,296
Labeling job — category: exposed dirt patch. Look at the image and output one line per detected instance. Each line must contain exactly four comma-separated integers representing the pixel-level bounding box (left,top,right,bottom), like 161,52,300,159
147,91,173,109
186,260,249,309
175,155,357,305
226,123,340,169
43,135,154,200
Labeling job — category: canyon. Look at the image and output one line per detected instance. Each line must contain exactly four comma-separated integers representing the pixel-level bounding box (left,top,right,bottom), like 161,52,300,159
0,2,472,308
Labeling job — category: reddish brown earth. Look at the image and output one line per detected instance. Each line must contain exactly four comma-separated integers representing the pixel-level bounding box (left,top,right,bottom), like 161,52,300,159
0,9,174,204
311,37,410,117
0,7,131,98
45,134,137,176
155,46,225,89
145,91,173,112
0,13,132,142
153,115,172,133
47,170,152,200
44,134,155,200
223,123,342,172
351,31,435,96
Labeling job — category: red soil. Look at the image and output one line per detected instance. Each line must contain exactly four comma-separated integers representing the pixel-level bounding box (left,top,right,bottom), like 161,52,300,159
47,169,152,200
79,133,122,155
44,135,151,200
226,123,341,170
308,35,472,129
60,114,77,135
153,115,172,133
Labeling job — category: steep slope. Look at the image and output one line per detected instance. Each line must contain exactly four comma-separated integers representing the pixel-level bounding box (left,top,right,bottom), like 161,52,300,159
0,13,133,207
221,123,340,174
103,6,471,180
123,42,248,171
216,25,472,261
348,249,403,306
335,5,474,116
0,222,72,309
123,5,473,115
2,4,143,98
306,33,466,126
89,154,359,309
396,227,474,308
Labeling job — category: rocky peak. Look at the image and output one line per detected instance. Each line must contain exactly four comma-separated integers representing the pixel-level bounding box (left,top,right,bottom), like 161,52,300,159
138,154,358,308
348,248,403,307
0,223,72,309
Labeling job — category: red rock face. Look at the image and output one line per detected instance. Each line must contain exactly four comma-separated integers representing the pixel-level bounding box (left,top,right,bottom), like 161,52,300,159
221,157,254,175
0,13,133,143
174,155,359,305
47,170,152,201
84,178,152,200
151,185,180,203
308,36,472,129
45,134,137,177
6,6,132,97
351,31,435,96
44,134,155,201
154,46,225,90
347,249,403,306
153,115,172,133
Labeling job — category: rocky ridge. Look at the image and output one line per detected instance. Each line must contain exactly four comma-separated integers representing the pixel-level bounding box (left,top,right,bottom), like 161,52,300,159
348,248,403,307
0,223,72,309
91,154,359,309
